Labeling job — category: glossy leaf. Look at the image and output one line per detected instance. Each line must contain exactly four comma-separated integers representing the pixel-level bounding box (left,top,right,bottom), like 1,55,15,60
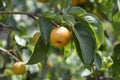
68,6,87,17
73,32,84,62
112,11,120,36
27,37,50,64
38,18,54,44
73,20,96,68
84,13,104,49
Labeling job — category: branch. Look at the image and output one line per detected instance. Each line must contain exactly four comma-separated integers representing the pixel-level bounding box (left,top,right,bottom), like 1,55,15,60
0,47,20,62
0,11,41,17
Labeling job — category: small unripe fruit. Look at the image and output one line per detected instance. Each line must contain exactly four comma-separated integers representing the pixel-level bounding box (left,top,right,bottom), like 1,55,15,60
50,26,71,48
33,32,40,44
12,62,26,75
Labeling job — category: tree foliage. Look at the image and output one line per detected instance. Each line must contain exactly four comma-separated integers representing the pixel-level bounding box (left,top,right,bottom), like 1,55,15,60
0,0,120,80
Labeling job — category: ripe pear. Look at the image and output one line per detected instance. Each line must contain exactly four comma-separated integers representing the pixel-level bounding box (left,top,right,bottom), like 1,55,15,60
50,26,71,48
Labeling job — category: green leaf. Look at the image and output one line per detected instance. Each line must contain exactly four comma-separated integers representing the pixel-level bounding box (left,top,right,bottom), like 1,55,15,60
60,0,66,9
84,13,104,49
94,51,102,70
112,11,120,36
73,20,96,68
112,42,120,59
43,11,56,20
96,0,114,14
38,18,54,44
110,42,120,77
73,32,84,62
54,14,63,24
43,11,63,24
63,14,75,23
68,6,87,17
27,37,50,64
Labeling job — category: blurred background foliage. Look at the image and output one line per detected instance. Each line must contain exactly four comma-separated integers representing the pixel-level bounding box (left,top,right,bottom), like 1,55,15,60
0,0,120,80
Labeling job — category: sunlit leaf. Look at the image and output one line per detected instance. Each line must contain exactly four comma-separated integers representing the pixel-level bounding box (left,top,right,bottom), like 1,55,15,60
84,13,104,49
73,20,96,68
38,18,54,45
27,37,49,64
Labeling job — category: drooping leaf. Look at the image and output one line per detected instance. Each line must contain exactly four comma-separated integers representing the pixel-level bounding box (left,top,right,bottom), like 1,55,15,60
73,20,96,68
27,37,50,64
68,6,87,17
38,18,54,45
84,13,104,49
112,11,120,36
73,32,84,62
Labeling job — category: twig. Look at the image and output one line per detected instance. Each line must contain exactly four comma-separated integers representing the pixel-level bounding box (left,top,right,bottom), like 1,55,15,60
92,64,97,80
0,11,41,18
0,47,20,62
